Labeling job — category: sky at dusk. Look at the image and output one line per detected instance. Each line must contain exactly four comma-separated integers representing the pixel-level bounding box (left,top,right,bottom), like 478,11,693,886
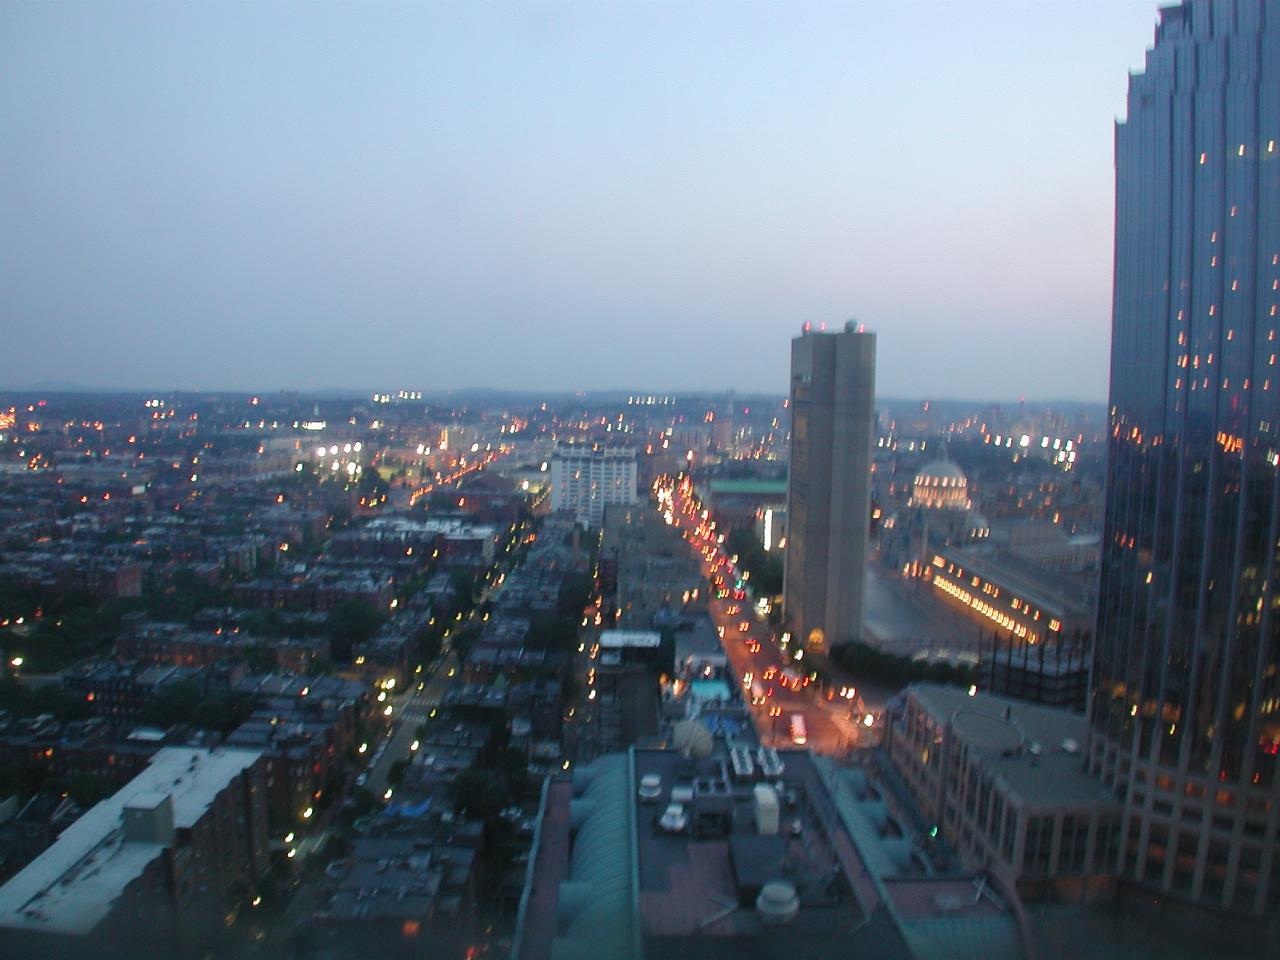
1,1,1161,400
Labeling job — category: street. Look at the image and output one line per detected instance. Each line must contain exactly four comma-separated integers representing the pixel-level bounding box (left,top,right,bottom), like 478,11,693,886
659,474,877,756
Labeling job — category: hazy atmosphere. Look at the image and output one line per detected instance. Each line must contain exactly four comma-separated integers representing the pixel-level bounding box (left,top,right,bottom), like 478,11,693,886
2,1,1158,399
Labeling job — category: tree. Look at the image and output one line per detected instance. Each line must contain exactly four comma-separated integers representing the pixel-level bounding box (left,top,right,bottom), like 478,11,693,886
326,600,386,662
726,528,783,598
414,624,443,664
0,677,92,722
525,613,577,653
52,770,115,806
449,569,477,605
557,572,594,618
451,769,506,820
140,678,204,728
191,693,256,735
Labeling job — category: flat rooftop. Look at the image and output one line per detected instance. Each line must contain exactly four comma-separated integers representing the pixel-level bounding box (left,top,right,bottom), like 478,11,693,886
937,547,1094,615
907,684,1114,809
600,630,661,649
518,741,1027,960
706,479,788,497
0,747,262,937
633,747,910,958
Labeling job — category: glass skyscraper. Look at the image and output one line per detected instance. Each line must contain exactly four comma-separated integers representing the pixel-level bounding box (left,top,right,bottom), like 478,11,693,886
1090,0,1280,913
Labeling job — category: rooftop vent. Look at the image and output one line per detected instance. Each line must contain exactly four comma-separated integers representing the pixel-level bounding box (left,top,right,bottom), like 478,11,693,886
756,880,799,924
123,792,175,846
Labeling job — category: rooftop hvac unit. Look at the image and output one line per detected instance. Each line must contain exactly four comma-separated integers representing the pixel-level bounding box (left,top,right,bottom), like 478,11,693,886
752,784,779,836
755,880,799,924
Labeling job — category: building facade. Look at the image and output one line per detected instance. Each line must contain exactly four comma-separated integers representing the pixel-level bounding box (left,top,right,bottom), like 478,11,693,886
783,323,876,651
886,685,1121,904
550,443,637,528
0,747,268,958
1089,0,1280,915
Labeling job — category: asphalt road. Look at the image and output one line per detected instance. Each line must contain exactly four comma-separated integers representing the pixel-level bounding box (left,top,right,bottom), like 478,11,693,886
664,477,873,756
361,638,466,798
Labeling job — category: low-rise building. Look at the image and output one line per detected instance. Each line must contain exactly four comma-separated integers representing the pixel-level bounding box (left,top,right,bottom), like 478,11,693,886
883,684,1121,904
62,662,207,723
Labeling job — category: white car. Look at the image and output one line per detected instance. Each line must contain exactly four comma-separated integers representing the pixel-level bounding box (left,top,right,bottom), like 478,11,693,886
658,803,687,834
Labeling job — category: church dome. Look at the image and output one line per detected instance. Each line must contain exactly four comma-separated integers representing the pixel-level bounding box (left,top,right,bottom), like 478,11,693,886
916,459,966,483
910,459,970,511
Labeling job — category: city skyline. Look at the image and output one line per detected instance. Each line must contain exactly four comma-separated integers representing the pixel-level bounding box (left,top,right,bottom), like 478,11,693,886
2,1,1159,400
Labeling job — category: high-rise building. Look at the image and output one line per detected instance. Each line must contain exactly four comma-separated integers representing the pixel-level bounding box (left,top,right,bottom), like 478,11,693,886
550,443,638,528
1090,0,1280,914
783,322,876,652
0,747,268,956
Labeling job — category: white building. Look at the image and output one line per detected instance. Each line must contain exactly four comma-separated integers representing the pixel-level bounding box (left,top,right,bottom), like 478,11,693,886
550,444,637,528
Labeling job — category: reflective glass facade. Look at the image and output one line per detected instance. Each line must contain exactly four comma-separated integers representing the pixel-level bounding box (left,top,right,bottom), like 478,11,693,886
1090,0,1280,912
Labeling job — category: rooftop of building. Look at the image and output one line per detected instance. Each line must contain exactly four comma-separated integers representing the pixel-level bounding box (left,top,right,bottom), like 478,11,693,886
356,515,497,538
706,478,789,497
318,835,476,925
515,743,1025,960
0,746,262,937
233,672,365,702
935,545,1095,616
599,630,661,649
552,443,637,459
914,459,967,484
903,685,1117,810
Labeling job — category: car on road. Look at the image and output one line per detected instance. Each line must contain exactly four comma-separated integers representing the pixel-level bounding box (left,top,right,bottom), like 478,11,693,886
355,773,368,787
789,714,808,746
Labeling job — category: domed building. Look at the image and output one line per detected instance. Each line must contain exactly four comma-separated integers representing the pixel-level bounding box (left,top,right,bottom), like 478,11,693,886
909,458,971,511
881,457,990,575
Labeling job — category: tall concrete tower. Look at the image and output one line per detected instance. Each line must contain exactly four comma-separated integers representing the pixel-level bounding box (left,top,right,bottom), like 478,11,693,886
783,322,876,653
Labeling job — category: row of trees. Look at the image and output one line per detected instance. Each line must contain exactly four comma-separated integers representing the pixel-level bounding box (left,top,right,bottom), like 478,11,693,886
725,527,784,598
140,678,258,736
828,640,977,687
